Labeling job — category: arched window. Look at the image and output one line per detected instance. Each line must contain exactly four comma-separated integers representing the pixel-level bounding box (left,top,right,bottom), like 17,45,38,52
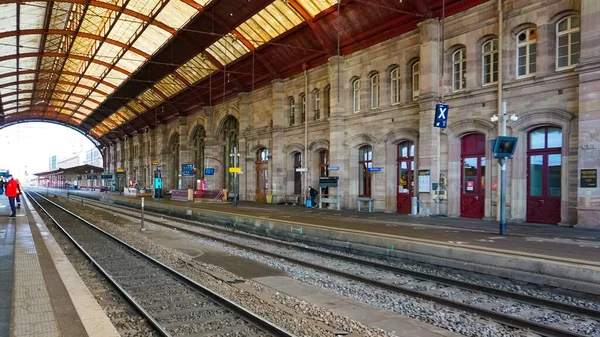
257,148,269,162
557,16,580,69
390,67,400,104
289,97,295,126
517,28,537,77
370,73,379,109
314,90,320,120
358,145,373,197
324,85,331,118
352,78,360,113
452,48,467,91
222,116,239,192
412,61,420,100
300,93,306,124
482,39,499,84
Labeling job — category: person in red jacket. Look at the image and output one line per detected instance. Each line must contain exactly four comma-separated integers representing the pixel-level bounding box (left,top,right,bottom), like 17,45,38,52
6,175,17,217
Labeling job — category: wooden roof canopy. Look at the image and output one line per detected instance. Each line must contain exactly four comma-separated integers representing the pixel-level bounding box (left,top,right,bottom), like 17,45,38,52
0,0,487,146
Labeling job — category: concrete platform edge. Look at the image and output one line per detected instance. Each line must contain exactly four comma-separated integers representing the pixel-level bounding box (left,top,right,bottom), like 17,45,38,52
24,195,120,337
76,192,600,295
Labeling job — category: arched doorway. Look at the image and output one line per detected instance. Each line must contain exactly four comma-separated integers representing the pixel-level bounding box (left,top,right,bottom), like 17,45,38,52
527,127,562,224
256,148,269,203
319,150,329,207
397,141,414,214
461,133,486,218
359,145,373,197
293,152,302,195
169,134,180,190
221,117,239,193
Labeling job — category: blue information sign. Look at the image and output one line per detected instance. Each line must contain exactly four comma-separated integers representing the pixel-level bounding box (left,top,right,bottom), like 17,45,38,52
434,103,449,128
204,168,215,175
101,174,113,180
328,166,340,171
181,164,194,176
368,167,382,172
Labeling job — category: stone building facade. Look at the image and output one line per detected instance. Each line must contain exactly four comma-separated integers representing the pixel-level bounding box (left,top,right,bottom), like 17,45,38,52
103,0,600,227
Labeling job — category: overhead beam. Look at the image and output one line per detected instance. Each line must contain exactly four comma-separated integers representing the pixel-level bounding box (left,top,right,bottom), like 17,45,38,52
1,89,102,105
0,29,151,58
0,79,110,97
0,70,119,89
3,0,177,34
0,52,132,76
1,97,96,113
286,0,335,52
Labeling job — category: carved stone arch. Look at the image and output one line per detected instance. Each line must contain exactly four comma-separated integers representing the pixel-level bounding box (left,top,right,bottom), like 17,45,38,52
446,43,466,54
386,63,400,73
384,128,419,144
445,118,496,141
217,114,240,141
187,122,206,146
284,143,305,155
216,108,240,135
249,144,270,155
550,9,580,26
512,22,537,37
308,139,330,152
511,108,574,133
167,130,180,148
345,133,379,148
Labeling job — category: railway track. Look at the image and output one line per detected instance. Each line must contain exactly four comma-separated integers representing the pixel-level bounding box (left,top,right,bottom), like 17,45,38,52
53,189,600,337
27,191,296,337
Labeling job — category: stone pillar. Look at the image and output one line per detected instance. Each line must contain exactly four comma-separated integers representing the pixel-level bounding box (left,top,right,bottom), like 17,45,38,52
327,56,349,207
237,93,251,200
157,124,169,189
148,129,157,187
178,117,193,189
202,107,225,192
576,0,600,227
271,80,286,203
417,19,441,216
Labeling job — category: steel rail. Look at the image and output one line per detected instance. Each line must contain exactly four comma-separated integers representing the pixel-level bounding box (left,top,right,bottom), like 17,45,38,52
27,191,297,337
52,190,598,337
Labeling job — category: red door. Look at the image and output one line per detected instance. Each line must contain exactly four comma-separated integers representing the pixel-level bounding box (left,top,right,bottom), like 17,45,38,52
397,141,414,214
527,127,562,224
460,134,486,218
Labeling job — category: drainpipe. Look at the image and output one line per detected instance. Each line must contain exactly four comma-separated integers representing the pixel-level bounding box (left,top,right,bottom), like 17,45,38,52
303,64,309,205
497,0,507,232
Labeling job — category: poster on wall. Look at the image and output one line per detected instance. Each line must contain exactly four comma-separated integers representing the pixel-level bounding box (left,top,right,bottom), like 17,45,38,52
418,170,431,193
581,169,597,188
181,163,194,176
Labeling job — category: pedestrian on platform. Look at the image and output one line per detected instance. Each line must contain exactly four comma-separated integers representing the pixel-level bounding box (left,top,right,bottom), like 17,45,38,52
6,175,17,217
309,186,318,208
15,179,22,209
0,176,5,195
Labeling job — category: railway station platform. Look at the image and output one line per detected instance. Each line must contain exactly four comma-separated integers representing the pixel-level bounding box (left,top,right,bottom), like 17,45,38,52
0,194,118,337
59,188,600,296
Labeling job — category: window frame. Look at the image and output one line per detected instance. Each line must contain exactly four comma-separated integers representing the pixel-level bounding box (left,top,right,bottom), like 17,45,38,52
370,73,379,109
482,39,499,85
358,145,373,197
289,97,295,127
452,48,467,91
300,93,306,124
516,28,537,78
352,78,360,113
390,67,400,105
556,16,580,70
314,89,320,121
412,61,420,100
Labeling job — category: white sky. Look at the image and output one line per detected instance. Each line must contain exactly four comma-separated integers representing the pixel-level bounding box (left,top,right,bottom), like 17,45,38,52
0,122,97,180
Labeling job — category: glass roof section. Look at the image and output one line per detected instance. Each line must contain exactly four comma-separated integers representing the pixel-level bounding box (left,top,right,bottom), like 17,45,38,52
85,0,338,138
0,0,210,127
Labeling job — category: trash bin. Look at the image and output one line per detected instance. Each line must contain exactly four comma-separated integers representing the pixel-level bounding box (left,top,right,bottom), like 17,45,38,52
411,197,419,215
266,194,273,203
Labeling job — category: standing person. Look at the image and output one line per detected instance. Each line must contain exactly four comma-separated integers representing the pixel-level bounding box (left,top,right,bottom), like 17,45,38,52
15,179,22,209
6,175,17,217
0,176,5,195
308,185,318,208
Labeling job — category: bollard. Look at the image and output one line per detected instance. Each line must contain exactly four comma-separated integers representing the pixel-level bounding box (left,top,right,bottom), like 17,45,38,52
140,197,145,232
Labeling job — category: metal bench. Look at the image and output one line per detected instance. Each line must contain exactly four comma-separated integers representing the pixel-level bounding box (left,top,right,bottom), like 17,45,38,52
319,194,341,210
357,197,375,212
226,192,239,201
283,195,300,206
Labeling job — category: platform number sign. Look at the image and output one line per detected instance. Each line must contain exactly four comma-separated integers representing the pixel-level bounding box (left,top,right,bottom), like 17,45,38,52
434,103,449,129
